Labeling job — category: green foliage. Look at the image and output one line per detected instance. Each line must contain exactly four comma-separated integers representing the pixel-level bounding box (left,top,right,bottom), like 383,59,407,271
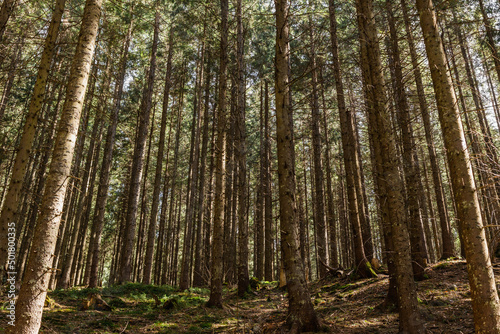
187,287,210,295
162,291,208,310
365,261,378,277
106,297,128,308
188,325,203,333
103,282,176,298
249,276,260,290
52,287,100,300
434,262,450,270
87,317,117,330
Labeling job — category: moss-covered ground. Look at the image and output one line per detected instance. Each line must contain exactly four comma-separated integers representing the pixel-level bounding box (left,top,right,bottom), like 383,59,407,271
1,259,499,333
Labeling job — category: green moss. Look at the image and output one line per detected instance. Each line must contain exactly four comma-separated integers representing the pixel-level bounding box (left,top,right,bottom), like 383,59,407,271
249,276,261,290
107,297,128,308
365,261,378,277
434,262,449,270
188,325,203,332
87,317,117,329
199,322,212,329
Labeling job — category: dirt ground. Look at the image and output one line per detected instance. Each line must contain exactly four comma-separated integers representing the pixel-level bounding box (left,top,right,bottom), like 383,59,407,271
1,259,499,333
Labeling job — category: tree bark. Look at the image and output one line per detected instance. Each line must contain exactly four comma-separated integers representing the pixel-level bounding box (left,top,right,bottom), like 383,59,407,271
143,29,173,285
236,0,249,297
308,13,328,279
193,47,212,287
400,0,454,259
386,0,428,280
255,81,265,280
180,36,206,290
87,12,134,288
356,0,425,331
415,0,500,331
207,0,228,308
9,0,102,331
478,0,500,89
319,67,338,268
118,10,159,283
327,0,373,277
0,0,16,43
274,0,320,331
0,0,66,277
264,80,274,282
0,34,23,124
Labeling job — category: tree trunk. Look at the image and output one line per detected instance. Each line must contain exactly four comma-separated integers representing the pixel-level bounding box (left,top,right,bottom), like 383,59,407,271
9,0,102,331
309,14,328,279
154,89,175,284
319,67,338,268
264,80,274,282
400,0,454,259
162,94,183,285
478,0,500,88
236,0,249,297
0,0,16,43
193,47,212,287
207,0,228,308
180,36,206,290
327,0,373,277
223,86,235,284
118,10,159,283
274,0,320,331
87,12,134,288
143,29,173,285
0,35,23,124
415,0,500,330
133,103,155,282
255,81,265,280
386,0,428,280
57,97,104,289
0,0,66,277
356,0,425,332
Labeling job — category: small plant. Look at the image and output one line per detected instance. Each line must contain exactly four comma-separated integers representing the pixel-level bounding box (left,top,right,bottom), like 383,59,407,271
199,322,212,329
188,325,202,333
249,277,260,290
434,262,449,270
188,287,210,295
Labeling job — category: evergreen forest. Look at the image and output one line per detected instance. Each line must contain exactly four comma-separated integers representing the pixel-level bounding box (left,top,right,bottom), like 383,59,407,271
1,0,500,332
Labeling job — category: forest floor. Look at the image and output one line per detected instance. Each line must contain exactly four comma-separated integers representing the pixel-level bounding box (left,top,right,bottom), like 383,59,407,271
1,259,500,333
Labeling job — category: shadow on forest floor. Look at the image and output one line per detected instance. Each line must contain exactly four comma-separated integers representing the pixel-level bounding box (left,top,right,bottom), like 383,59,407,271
1,259,499,333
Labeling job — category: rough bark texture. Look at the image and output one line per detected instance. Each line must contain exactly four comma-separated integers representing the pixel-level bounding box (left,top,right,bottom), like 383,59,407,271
236,0,249,297
0,0,16,43
0,0,66,276
319,68,338,268
207,0,228,308
400,0,454,259
118,11,159,283
274,0,320,331
386,0,428,280
142,32,173,284
8,0,102,332
180,38,205,290
193,48,211,287
356,0,425,332
479,0,500,89
0,35,23,123
88,14,134,288
264,80,274,282
255,81,265,280
416,0,500,331
309,15,327,279
143,29,172,285
327,0,373,278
